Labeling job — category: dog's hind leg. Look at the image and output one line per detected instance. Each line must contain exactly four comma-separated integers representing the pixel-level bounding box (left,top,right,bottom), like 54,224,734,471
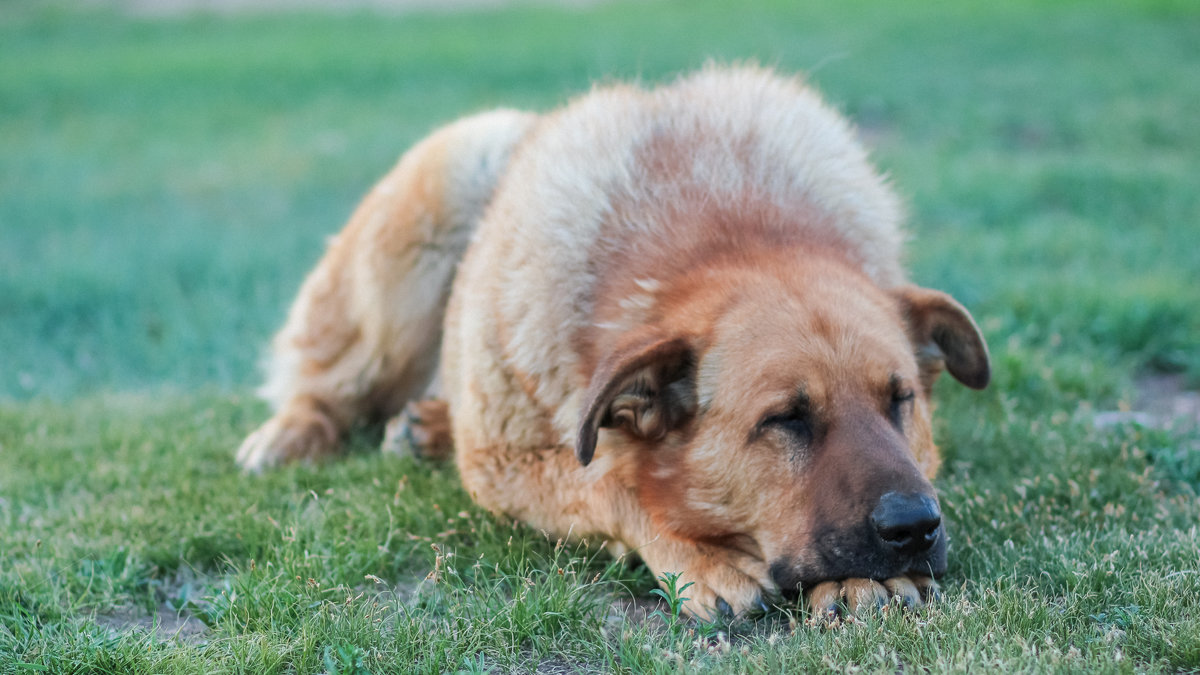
381,397,453,460
237,109,537,471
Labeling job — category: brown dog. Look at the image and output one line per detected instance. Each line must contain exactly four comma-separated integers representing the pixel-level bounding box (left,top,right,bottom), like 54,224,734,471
237,66,990,621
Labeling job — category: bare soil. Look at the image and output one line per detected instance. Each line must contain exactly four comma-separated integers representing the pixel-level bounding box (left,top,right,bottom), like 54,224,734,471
1095,373,1200,432
93,603,212,645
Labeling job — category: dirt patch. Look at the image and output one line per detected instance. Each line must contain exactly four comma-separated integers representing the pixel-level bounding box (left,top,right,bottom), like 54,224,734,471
606,594,667,631
1133,374,1200,426
1094,374,1200,432
93,603,211,645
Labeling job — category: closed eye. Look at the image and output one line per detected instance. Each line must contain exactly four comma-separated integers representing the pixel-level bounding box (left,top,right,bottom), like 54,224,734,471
758,411,814,447
890,389,915,429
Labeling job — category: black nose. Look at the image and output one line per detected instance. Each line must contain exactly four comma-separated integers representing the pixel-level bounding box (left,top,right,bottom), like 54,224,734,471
871,492,941,555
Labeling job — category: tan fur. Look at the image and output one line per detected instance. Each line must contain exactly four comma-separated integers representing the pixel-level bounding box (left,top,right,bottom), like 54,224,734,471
238,66,989,620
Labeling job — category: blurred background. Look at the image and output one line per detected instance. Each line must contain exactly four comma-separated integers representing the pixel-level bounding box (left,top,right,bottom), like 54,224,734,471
2,0,1197,402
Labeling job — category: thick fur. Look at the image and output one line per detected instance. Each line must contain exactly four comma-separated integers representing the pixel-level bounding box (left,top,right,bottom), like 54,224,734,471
238,66,990,620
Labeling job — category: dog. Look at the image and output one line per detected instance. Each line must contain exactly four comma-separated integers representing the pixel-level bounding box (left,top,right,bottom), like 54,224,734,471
236,66,990,621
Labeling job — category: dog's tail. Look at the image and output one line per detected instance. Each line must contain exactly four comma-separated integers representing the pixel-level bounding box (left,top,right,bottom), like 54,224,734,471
238,109,537,471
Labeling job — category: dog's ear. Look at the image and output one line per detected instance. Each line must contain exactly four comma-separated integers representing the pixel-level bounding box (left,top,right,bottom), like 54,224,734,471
894,285,991,392
576,336,697,466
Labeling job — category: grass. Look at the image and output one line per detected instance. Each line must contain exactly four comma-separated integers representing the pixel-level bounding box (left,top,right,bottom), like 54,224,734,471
1,0,1198,671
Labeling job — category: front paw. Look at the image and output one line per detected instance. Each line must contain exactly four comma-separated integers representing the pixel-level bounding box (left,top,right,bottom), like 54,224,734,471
805,575,940,623
646,545,775,622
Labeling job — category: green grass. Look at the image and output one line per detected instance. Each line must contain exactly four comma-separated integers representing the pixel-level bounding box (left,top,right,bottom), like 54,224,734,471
2,0,1199,671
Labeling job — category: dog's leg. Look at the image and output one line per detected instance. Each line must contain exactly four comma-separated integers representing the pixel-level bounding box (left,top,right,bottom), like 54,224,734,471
493,462,774,621
237,109,536,472
616,513,776,621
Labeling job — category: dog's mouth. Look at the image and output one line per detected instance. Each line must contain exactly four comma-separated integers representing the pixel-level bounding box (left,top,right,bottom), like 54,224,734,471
769,522,948,598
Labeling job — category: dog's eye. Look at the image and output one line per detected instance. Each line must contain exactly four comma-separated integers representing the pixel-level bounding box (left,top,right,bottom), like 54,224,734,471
890,389,915,428
761,412,814,446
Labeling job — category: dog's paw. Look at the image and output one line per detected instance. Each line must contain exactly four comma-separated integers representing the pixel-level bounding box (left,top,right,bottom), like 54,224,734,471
381,399,453,460
805,575,940,623
236,408,340,472
649,546,775,622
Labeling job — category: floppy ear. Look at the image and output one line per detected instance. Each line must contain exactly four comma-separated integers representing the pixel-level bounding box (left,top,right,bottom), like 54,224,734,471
575,336,697,466
894,285,991,392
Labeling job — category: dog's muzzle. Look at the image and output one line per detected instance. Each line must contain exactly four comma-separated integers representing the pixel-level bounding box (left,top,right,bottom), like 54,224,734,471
769,490,948,595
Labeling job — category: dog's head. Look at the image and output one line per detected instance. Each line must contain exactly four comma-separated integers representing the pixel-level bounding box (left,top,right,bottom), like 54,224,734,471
576,256,989,594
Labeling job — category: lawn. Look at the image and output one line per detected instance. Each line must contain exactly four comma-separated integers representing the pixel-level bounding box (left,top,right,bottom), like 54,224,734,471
2,0,1199,671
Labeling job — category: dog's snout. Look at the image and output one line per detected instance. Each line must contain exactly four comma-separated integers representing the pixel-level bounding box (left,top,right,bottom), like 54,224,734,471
870,492,941,555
